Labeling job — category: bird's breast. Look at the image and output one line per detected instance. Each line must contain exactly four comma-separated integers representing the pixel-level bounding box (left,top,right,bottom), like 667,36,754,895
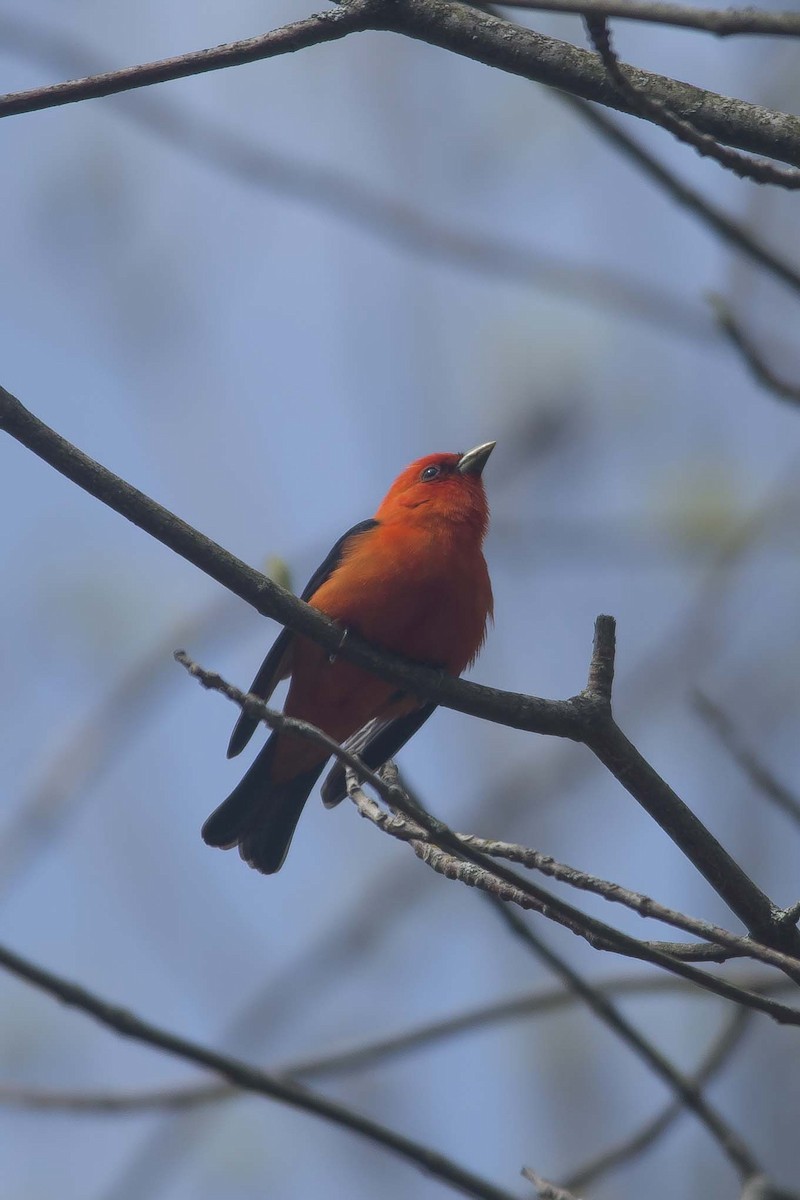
309,521,492,675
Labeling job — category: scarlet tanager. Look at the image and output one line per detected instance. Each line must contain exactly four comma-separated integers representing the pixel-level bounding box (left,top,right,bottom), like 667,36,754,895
202,442,495,874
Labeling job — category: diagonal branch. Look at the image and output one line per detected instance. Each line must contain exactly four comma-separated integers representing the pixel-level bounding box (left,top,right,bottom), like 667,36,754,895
496,0,800,37
366,0,800,167
583,15,800,187
2,0,800,168
0,940,516,1200
2,382,797,957
0,4,376,118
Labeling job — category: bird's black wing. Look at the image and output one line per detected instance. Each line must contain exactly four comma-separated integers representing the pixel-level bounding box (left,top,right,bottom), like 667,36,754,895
227,519,379,759
320,701,437,807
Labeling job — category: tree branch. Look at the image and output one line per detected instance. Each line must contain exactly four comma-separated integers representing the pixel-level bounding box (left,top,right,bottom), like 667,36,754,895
0,941,517,1200
497,0,800,38
583,14,800,187
0,4,375,118
364,0,800,167
3,383,797,957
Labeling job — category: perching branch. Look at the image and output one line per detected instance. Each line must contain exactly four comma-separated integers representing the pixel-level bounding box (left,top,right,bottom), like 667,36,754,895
0,972,784,1117
175,650,800,1023
2,383,797,959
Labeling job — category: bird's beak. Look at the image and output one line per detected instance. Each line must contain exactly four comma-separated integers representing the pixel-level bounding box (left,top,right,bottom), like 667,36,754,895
457,441,496,477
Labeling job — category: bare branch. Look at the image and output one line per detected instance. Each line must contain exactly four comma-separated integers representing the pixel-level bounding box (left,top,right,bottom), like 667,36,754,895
342,781,800,1022
0,4,375,119
711,297,800,405
455,835,800,981
584,14,800,187
0,13,708,343
498,0,800,37
367,0,800,167
3,0,800,166
2,386,796,956
0,942,517,1200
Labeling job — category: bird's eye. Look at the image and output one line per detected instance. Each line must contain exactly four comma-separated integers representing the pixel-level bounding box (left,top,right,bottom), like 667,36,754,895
420,465,440,482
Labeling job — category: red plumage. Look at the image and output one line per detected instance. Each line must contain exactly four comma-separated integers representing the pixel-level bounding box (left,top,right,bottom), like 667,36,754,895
202,442,494,874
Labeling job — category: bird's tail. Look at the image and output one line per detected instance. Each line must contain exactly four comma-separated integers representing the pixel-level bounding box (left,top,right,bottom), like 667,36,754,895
202,735,326,874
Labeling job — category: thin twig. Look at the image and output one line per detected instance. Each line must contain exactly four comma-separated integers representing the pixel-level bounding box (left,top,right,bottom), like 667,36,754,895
0,942,517,1200
0,972,787,1116
695,692,800,828
343,782,800,1023
711,297,800,406
584,14,800,187
0,4,375,118
455,835,800,981
498,0,800,37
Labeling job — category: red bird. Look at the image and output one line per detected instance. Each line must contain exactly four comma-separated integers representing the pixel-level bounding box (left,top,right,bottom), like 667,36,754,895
202,442,495,874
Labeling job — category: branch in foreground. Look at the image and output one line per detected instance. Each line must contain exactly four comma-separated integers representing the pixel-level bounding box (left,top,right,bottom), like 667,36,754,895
584,14,800,187
177,652,800,1022
711,297,800,406
0,13,706,344
2,971,786,1116
367,0,800,167
497,0,800,36
2,0,800,167
1,384,794,955
0,942,516,1200
0,4,375,118
454,832,800,981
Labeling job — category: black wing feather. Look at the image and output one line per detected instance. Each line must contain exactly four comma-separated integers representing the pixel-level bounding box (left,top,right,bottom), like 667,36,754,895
227,519,379,759
321,702,437,808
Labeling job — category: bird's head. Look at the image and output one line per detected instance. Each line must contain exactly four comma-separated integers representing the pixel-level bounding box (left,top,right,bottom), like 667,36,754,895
375,442,495,540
